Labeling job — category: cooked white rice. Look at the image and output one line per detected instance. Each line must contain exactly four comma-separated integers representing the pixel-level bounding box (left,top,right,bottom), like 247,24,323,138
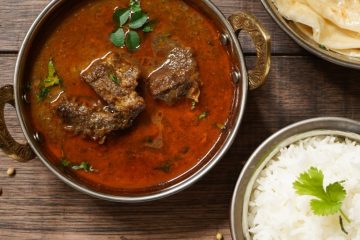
248,136,360,240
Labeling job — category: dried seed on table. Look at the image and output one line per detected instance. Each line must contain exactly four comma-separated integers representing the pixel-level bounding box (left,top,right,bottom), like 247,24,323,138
7,167,16,177
216,232,223,240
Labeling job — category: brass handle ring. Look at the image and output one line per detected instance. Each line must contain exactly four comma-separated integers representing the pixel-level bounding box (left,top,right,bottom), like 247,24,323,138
229,12,271,90
0,85,35,162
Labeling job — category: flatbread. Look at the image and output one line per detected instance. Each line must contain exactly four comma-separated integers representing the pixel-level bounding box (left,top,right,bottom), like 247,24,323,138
306,0,360,33
273,0,360,56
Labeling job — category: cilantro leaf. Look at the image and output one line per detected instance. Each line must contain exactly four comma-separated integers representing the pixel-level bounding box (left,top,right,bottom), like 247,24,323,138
293,167,327,200
310,198,342,216
293,167,350,234
293,167,346,216
326,182,347,203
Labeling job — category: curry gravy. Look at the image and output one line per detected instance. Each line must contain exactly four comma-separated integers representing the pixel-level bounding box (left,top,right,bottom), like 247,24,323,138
28,0,234,192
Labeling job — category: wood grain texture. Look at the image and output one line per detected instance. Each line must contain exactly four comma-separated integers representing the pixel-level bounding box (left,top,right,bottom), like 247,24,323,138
1,0,360,239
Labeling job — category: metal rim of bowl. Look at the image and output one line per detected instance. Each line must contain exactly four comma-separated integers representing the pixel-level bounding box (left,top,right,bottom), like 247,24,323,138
230,117,360,240
260,0,360,70
13,0,249,203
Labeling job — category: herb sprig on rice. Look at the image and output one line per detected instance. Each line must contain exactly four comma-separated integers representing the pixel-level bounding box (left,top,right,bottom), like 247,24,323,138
293,167,351,235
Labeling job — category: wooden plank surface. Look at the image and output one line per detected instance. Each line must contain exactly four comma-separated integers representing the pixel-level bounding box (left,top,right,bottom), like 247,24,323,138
0,0,360,240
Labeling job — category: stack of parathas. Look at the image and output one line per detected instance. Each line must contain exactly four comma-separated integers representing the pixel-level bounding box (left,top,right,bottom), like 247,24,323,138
273,0,360,57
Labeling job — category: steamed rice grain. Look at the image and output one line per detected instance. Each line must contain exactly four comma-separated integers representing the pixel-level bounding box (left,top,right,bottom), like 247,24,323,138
248,136,360,240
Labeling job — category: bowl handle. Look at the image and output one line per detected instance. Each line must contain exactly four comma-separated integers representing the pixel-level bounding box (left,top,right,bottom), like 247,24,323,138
0,85,35,162
229,12,271,90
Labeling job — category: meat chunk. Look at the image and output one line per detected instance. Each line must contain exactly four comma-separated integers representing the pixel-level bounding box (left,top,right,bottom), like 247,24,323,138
56,52,145,142
147,47,200,105
81,52,145,113
57,100,135,142
151,33,179,57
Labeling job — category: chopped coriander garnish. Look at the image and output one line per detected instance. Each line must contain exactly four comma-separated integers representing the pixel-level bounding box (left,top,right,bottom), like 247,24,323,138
110,0,154,51
154,161,172,173
216,123,226,130
198,111,208,120
43,59,61,88
72,162,95,172
37,58,61,101
60,159,95,173
60,158,71,167
36,87,50,102
293,167,351,234
110,74,120,85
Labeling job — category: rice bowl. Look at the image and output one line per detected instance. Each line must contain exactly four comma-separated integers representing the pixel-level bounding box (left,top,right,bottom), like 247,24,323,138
248,136,360,240
230,118,360,240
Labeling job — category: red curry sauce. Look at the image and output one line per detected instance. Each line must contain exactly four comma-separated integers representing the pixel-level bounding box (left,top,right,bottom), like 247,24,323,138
28,0,234,192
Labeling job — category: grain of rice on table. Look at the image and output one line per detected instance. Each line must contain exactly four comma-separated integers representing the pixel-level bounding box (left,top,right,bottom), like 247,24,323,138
248,136,360,240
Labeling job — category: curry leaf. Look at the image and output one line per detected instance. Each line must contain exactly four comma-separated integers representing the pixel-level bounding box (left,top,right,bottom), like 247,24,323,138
130,0,141,12
110,28,125,47
113,8,131,26
129,11,148,29
125,31,140,51
143,20,156,32
110,0,154,50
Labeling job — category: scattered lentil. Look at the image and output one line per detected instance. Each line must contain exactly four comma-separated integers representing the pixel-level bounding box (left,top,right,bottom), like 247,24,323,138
216,232,223,240
7,167,16,177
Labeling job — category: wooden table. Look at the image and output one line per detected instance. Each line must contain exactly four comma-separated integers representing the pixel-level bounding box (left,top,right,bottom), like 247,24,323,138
1,1,360,239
